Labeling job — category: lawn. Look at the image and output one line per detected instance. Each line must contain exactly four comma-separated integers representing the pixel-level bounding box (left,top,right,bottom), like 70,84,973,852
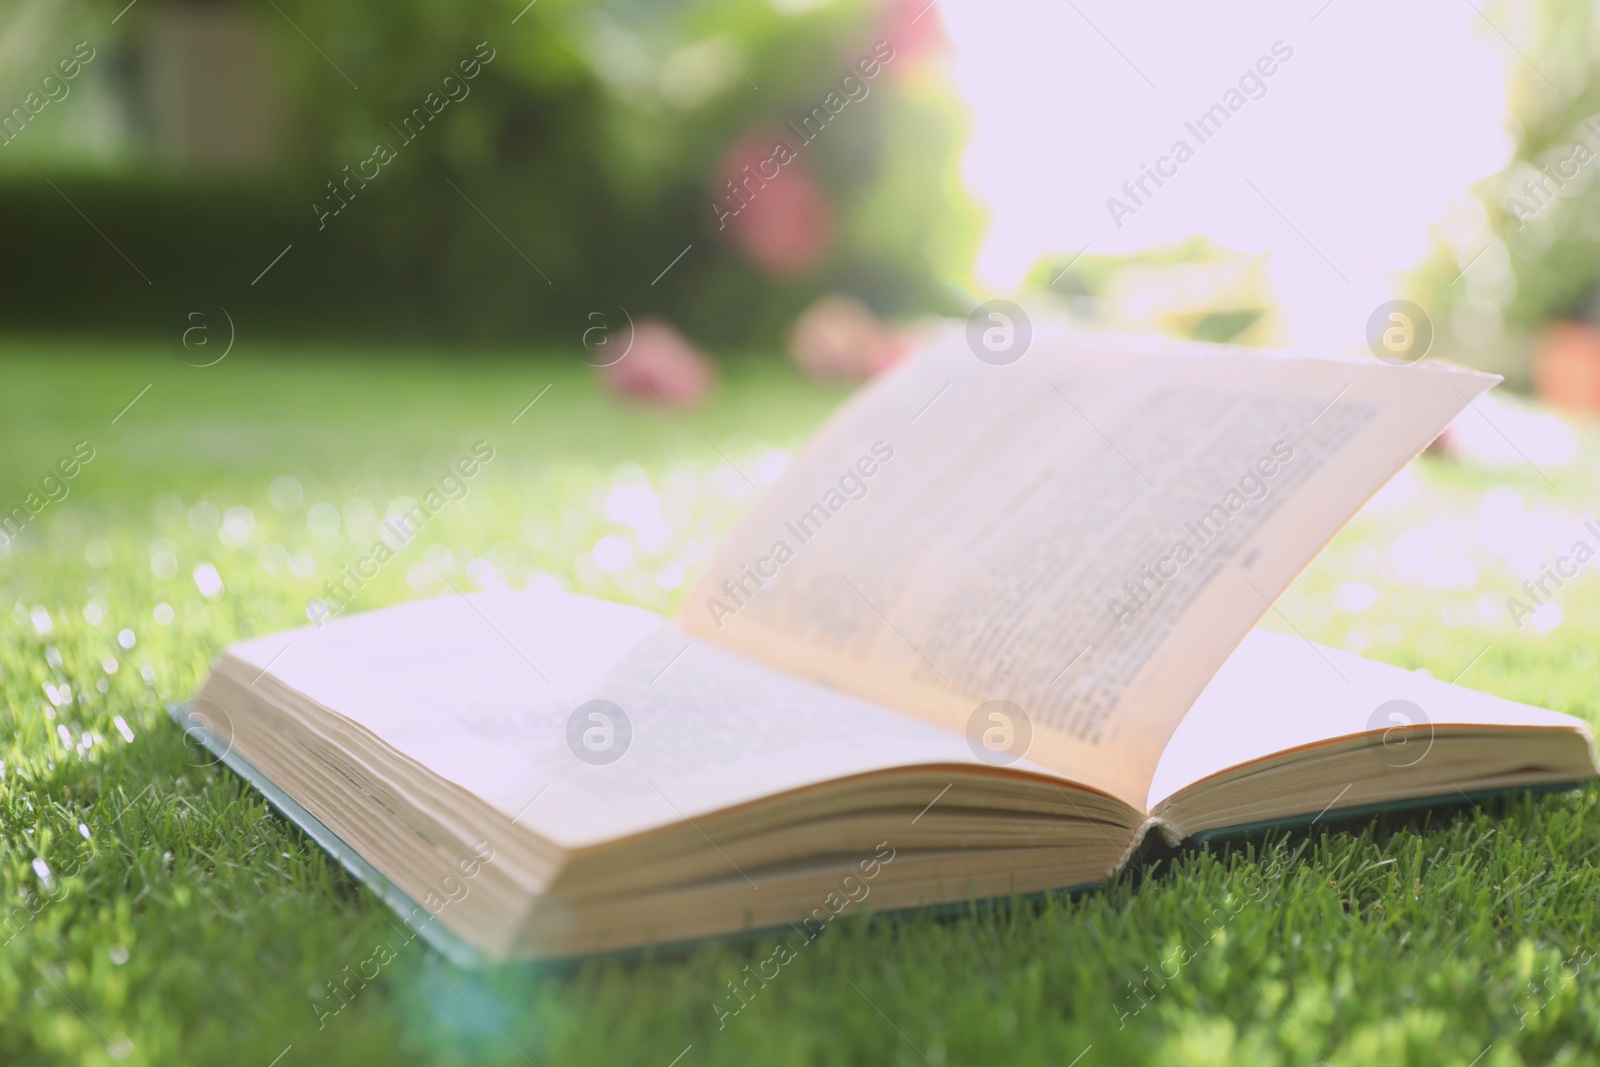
2,337,1598,1067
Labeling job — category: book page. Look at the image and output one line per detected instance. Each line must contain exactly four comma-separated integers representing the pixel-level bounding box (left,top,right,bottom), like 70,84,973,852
1147,628,1594,810
223,592,1031,850
685,324,1495,809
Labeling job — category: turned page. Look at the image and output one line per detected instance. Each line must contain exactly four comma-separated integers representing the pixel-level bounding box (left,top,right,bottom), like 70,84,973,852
684,324,1495,809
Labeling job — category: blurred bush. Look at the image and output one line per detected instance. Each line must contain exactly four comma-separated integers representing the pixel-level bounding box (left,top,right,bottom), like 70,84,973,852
1025,241,1277,347
0,0,980,349
1414,0,1600,385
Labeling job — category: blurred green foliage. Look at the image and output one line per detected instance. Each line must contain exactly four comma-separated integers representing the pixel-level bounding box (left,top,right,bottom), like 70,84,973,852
1489,0,1600,328
0,0,981,349
1417,0,1600,355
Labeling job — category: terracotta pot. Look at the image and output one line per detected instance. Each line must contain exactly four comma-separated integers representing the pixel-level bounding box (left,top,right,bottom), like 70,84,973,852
1534,321,1600,414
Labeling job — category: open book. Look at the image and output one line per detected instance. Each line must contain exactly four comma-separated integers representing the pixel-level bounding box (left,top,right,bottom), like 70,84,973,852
182,326,1598,962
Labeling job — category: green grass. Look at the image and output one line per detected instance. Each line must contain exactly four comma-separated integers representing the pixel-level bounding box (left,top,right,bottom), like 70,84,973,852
2,337,1599,1066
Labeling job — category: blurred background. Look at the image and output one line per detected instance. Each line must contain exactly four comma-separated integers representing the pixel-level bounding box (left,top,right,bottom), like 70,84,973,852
0,0,975,368
4,0,1600,404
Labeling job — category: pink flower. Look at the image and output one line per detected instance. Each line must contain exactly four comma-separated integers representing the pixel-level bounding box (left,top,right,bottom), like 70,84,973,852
599,319,717,406
713,128,834,277
872,0,948,74
789,294,918,382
